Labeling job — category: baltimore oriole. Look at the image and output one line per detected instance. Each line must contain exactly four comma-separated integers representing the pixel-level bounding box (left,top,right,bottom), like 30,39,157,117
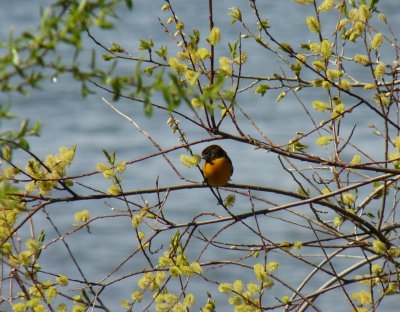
202,145,233,187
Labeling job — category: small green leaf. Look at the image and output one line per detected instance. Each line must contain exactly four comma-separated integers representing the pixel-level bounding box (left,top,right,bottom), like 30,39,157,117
155,45,168,59
254,84,270,96
143,97,153,117
11,47,19,66
276,91,288,102
139,37,154,51
65,180,74,187
125,0,133,9
18,138,30,150
102,149,116,165
369,0,379,9
288,139,308,152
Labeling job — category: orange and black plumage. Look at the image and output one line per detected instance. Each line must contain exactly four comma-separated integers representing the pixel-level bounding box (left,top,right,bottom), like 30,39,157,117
201,145,233,187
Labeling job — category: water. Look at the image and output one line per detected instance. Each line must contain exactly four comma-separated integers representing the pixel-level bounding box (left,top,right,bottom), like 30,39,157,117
1,1,399,311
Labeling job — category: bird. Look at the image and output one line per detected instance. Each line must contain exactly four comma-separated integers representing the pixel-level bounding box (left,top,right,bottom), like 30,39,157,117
201,144,233,187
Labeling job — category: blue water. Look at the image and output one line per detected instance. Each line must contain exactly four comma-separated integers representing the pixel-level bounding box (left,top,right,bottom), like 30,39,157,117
1,1,399,311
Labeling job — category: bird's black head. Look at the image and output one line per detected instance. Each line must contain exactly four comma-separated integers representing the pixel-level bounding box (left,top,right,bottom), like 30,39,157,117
201,145,228,162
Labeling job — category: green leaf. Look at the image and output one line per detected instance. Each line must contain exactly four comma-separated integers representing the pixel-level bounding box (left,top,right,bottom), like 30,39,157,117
155,45,168,59
11,47,19,66
228,40,238,59
28,120,42,136
139,37,154,51
254,84,270,96
369,0,379,9
125,0,133,10
203,74,225,100
276,91,288,102
102,149,116,165
65,180,74,187
18,138,29,150
188,29,200,49
144,66,156,77
341,1,348,17
288,139,308,152
18,119,29,137
144,97,153,117
170,230,181,251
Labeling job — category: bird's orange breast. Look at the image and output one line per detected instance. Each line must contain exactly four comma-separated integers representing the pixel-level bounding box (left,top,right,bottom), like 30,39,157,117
203,157,233,187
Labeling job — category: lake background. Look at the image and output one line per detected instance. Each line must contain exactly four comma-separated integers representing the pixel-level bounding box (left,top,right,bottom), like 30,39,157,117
1,1,399,311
